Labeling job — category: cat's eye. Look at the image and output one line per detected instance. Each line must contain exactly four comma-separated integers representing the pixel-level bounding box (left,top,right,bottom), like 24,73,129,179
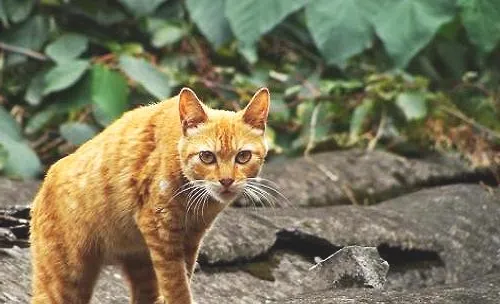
199,151,216,164
236,150,252,164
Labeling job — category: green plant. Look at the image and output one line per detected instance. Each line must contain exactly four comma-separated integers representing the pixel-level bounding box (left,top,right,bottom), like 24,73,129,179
0,0,499,179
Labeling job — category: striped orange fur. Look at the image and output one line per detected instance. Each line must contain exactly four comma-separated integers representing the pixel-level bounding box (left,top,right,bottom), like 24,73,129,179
30,88,270,304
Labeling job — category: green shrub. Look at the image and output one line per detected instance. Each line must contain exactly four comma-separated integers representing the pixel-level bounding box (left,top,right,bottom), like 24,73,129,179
0,0,499,178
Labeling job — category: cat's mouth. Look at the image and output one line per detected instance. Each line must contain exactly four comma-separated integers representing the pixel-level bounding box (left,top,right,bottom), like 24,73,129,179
209,187,240,203
219,189,237,199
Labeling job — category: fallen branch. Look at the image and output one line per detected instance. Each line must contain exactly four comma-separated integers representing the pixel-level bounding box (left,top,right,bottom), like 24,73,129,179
0,42,48,61
440,106,500,142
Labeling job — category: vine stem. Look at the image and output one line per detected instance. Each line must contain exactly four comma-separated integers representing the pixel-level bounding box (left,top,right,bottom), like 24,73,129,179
367,106,387,152
304,102,340,183
0,42,48,61
440,106,500,141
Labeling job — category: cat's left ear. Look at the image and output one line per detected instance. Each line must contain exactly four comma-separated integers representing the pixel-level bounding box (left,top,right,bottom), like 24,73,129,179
242,88,270,131
178,87,208,134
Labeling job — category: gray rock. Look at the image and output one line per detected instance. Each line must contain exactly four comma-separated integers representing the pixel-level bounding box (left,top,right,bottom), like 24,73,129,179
309,246,389,290
275,272,500,304
258,150,495,207
203,184,500,287
1,153,499,304
0,178,39,208
0,227,16,248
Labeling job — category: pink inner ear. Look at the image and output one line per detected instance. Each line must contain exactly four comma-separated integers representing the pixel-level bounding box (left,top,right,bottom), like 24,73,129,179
243,88,270,130
179,88,207,132
182,115,206,129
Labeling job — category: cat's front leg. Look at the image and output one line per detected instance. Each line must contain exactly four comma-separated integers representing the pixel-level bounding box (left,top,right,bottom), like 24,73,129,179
184,230,204,280
137,206,192,304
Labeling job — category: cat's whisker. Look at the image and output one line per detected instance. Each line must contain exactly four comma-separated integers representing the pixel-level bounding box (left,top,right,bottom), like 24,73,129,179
243,188,261,209
241,190,257,211
190,187,206,220
250,187,279,217
247,177,282,190
195,189,209,224
247,180,288,201
184,187,200,229
247,180,292,208
186,186,203,207
246,184,276,209
200,191,210,225
191,188,204,223
246,186,279,217
185,186,205,229
170,181,204,203
250,183,283,210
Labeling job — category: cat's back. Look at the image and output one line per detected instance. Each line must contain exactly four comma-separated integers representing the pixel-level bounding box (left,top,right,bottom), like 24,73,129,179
31,97,181,221
50,97,179,175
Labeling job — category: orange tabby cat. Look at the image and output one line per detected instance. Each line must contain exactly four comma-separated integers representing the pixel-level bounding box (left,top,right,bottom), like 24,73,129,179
30,87,270,304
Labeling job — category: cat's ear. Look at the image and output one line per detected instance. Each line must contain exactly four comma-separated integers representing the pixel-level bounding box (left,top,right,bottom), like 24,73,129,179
178,87,208,134
242,88,270,131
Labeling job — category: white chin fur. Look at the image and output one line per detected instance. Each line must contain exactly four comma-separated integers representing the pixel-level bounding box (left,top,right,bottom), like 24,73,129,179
209,190,240,204
207,183,243,204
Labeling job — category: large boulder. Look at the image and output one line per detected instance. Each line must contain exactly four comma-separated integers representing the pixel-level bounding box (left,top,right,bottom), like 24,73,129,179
0,178,39,207
2,184,498,303
202,184,500,287
275,272,500,304
308,246,389,290
259,150,495,207
0,149,498,304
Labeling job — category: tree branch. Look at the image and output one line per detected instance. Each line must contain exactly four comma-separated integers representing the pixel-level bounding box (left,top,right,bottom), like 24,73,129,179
0,42,48,61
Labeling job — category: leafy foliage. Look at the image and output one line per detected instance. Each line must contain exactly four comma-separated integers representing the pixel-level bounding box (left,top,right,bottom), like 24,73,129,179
0,0,499,179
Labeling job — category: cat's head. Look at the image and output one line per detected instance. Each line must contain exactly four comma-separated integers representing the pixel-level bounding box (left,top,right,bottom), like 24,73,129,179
177,87,269,204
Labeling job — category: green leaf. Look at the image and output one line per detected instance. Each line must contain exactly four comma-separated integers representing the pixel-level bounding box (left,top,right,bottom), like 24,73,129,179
119,55,171,100
0,133,41,179
305,0,386,67
238,44,258,64
186,0,233,48
91,64,129,126
269,97,290,122
25,70,46,106
0,1,8,27
70,0,126,25
436,40,467,79
45,34,89,63
0,144,7,172
152,24,185,48
60,122,97,146
459,0,500,54
25,107,58,135
226,0,308,47
118,0,167,17
4,0,35,23
349,99,374,143
293,101,333,149
25,77,93,135
373,0,457,68
0,15,49,66
396,92,428,121
0,106,22,140
43,60,89,95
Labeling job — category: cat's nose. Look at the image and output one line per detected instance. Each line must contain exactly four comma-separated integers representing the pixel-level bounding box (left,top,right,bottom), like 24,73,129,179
219,178,234,187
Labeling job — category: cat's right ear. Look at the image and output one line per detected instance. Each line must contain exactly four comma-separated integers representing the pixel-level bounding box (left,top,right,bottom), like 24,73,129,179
178,87,208,135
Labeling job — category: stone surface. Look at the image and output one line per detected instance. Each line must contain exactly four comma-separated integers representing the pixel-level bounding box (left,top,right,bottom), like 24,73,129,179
308,246,389,289
259,150,495,207
0,227,16,248
203,184,500,286
0,150,499,304
275,272,500,304
0,178,39,208
1,184,499,303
